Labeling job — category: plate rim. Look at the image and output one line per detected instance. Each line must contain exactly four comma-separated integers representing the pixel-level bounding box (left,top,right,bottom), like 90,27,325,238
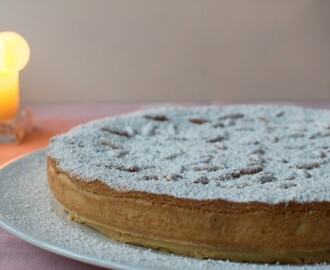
1,149,329,270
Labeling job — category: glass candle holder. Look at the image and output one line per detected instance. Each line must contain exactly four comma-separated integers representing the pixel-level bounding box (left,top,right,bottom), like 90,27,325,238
0,108,33,143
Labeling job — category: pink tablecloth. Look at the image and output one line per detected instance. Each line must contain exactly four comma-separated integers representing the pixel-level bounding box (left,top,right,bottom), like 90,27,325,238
1,102,330,270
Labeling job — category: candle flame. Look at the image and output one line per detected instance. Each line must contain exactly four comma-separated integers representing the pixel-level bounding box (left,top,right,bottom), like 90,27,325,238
0,32,30,74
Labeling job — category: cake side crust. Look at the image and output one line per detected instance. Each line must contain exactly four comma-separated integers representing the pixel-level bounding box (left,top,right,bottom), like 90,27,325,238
47,157,330,263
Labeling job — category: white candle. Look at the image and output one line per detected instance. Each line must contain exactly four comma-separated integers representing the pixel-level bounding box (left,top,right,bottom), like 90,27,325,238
0,32,30,121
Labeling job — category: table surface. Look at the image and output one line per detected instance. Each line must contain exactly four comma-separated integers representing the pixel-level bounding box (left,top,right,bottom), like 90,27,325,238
1,102,330,270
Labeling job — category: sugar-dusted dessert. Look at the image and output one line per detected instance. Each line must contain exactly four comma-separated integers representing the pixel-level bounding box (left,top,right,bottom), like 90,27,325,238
47,105,330,263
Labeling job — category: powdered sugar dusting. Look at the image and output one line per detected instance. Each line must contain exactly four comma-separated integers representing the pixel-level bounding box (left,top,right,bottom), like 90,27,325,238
0,150,328,270
48,105,330,204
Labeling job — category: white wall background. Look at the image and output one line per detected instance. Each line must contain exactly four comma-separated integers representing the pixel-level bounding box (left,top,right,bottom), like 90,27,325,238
1,0,330,103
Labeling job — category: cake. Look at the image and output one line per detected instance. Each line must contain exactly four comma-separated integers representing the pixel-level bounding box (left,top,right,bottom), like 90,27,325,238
47,105,330,263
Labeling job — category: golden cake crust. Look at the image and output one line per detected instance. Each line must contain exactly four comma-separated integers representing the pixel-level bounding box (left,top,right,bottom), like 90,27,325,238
47,157,330,263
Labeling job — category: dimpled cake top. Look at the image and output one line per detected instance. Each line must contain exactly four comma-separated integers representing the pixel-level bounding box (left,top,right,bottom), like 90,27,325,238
47,105,330,204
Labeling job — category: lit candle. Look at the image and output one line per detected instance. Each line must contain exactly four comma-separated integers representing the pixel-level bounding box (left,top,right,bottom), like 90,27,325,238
0,32,30,121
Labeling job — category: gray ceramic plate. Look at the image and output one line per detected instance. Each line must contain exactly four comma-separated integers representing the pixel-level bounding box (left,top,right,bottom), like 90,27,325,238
0,149,328,270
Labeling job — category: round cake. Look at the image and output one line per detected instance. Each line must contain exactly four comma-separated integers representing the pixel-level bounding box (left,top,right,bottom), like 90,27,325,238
47,105,330,263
